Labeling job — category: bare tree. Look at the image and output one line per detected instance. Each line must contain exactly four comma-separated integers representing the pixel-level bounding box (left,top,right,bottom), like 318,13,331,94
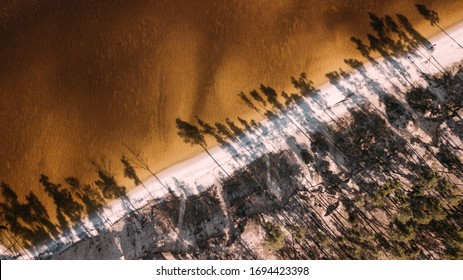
121,156,156,201
124,145,170,192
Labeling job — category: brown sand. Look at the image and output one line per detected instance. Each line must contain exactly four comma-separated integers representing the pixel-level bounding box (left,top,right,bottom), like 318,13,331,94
0,0,462,213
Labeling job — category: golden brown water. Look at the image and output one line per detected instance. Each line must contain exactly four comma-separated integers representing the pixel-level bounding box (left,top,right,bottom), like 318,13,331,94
1,0,463,219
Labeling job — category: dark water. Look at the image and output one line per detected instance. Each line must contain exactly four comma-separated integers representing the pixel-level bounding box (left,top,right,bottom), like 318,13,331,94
0,0,462,214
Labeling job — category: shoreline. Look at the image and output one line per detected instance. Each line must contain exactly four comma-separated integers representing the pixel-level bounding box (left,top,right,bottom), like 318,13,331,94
3,2,463,207
3,19,463,259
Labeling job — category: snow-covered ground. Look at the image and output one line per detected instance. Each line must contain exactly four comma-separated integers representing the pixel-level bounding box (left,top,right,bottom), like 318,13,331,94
2,21,462,260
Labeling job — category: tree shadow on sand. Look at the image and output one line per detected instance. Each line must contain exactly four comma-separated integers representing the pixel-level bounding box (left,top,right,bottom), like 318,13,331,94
2,6,463,260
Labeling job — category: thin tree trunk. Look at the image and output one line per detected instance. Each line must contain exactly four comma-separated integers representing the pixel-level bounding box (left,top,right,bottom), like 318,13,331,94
437,25,463,50
202,146,232,179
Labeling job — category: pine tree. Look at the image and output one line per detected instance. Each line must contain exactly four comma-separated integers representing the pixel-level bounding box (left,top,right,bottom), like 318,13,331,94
416,4,463,50
176,118,231,178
